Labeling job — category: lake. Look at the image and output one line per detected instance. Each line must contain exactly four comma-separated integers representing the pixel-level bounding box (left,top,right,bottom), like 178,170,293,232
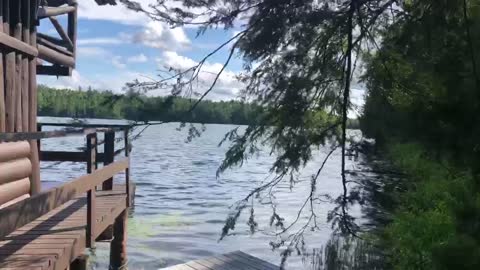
38,119,364,269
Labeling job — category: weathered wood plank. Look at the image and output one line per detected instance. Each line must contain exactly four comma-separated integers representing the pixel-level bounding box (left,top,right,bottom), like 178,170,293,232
1,190,127,269
36,65,71,76
0,159,128,238
230,251,280,270
164,252,280,270
186,261,213,270
40,151,87,162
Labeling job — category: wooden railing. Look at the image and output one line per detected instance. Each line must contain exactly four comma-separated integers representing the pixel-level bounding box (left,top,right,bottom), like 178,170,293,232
0,154,130,239
0,129,131,249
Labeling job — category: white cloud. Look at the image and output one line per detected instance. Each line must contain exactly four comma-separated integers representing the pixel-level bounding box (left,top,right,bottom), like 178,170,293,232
112,56,126,69
78,0,191,50
39,69,93,90
78,0,152,25
130,21,190,49
77,46,110,57
77,38,123,46
39,69,152,93
127,53,148,63
157,51,243,100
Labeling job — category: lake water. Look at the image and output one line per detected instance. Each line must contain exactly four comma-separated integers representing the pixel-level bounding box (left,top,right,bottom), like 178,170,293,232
38,119,364,269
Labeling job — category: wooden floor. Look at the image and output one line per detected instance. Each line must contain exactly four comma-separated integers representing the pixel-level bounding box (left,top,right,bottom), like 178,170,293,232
163,251,280,270
0,185,129,270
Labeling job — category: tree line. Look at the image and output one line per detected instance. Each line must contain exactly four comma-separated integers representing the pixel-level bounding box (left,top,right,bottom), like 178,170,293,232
38,85,258,125
359,0,480,268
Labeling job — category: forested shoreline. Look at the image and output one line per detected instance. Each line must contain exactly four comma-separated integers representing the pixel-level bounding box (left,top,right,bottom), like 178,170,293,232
38,85,258,125
358,1,480,268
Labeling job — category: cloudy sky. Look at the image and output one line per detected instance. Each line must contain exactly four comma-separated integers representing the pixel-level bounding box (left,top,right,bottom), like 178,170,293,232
38,0,365,114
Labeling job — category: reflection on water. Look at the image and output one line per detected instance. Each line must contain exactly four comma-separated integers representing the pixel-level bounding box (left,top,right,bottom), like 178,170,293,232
39,119,366,269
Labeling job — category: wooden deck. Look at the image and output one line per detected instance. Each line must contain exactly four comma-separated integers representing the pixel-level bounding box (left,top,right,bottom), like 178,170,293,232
163,251,280,270
0,185,130,270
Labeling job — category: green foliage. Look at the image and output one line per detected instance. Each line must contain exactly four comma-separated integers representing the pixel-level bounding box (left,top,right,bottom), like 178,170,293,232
384,143,480,270
37,85,259,125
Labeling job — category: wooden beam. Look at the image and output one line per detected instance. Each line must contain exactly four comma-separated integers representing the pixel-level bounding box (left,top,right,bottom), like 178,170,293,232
37,32,66,47
70,254,88,270
0,129,96,142
124,129,131,207
37,6,76,19
48,16,73,51
0,32,38,57
22,0,30,133
37,35,73,57
109,210,127,269
29,0,41,195
86,133,96,248
38,44,74,67
68,1,77,62
13,0,22,133
37,65,71,76
0,0,5,133
103,131,114,190
40,151,87,162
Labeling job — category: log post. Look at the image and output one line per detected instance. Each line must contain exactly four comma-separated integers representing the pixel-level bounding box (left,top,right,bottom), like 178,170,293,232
67,0,77,63
5,0,15,132
70,254,89,270
110,210,127,270
124,128,131,207
0,0,5,133
13,0,22,132
86,132,97,248
102,130,114,190
28,0,40,194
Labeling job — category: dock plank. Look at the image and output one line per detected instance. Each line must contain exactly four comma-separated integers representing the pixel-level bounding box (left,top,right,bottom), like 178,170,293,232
163,251,280,270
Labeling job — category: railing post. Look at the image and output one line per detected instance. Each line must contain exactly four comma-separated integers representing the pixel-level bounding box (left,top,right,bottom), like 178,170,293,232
102,130,114,190
86,132,96,248
110,210,128,269
124,128,130,207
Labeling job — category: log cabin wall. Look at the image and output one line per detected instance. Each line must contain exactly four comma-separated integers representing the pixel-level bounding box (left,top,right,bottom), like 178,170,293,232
0,0,87,207
0,0,41,207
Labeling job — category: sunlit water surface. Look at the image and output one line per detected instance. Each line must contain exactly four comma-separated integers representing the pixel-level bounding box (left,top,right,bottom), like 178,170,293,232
38,118,364,270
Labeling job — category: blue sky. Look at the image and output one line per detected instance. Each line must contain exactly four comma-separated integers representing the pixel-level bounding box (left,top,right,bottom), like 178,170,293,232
38,0,365,115
38,0,245,100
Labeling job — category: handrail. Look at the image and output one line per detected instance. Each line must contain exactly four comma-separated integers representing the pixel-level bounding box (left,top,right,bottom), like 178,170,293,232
0,128,97,142
0,157,129,239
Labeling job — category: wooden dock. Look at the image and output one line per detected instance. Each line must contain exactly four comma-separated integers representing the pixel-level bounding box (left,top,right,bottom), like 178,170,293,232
163,251,280,270
0,185,131,270
0,127,134,269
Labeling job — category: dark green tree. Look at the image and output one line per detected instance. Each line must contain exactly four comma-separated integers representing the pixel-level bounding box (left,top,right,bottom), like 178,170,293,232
114,0,404,265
